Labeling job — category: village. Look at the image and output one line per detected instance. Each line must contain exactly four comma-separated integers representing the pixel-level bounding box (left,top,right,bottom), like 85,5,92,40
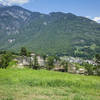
13,52,98,75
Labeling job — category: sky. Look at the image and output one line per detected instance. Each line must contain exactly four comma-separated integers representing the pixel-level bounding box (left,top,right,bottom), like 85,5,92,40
0,0,100,22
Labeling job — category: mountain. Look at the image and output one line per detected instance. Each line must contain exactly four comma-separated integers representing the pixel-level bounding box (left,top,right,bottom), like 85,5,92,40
0,4,4,8
0,6,100,58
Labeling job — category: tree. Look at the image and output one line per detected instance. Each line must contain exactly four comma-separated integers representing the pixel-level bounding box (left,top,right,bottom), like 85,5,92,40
20,47,28,56
83,63,94,75
41,54,47,61
95,54,100,75
61,61,68,72
0,50,6,54
95,54,100,64
46,56,55,70
0,52,12,69
33,55,39,69
53,55,60,61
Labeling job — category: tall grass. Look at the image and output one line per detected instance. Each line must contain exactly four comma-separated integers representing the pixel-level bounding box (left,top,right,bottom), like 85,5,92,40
0,68,100,100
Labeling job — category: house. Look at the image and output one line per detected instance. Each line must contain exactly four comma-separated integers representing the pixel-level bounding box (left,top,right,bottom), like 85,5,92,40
30,53,36,57
84,60,97,65
53,67,65,72
76,68,86,74
14,56,31,66
68,63,76,73
14,55,46,68
37,56,45,66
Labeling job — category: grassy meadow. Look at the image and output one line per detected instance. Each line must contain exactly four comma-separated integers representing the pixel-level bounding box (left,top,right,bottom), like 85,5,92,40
0,68,100,100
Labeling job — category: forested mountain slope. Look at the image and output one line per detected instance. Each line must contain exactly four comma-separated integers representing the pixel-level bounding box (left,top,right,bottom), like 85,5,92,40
0,6,100,58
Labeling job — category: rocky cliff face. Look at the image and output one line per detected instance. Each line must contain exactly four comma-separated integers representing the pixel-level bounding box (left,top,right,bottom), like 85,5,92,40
0,6,32,35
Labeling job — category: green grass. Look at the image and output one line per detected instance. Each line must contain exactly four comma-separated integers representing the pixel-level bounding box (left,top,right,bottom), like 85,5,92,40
0,68,100,100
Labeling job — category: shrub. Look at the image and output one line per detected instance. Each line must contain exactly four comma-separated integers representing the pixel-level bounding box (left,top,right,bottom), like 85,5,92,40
0,52,13,68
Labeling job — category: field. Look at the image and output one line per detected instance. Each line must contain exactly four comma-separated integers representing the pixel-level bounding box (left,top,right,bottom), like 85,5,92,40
0,68,100,100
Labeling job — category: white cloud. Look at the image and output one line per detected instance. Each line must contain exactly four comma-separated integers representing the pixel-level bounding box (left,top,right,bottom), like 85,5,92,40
0,0,29,6
85,16,100,23
93,17,100,23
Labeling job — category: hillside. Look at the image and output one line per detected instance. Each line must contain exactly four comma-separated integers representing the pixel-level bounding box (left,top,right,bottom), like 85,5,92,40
0,68,100,100
0,6,100,58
